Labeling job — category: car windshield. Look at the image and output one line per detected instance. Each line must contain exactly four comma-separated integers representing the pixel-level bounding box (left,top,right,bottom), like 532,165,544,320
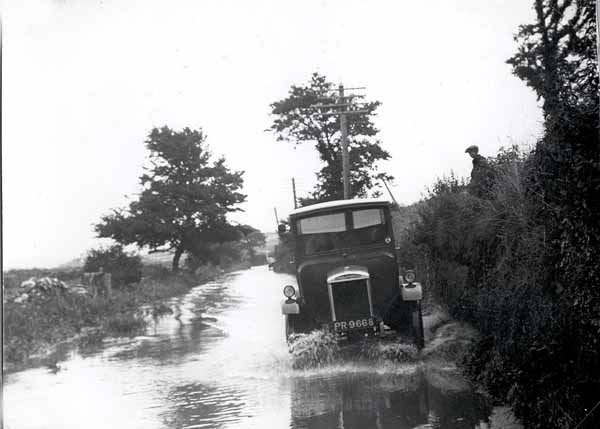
296,208,387,255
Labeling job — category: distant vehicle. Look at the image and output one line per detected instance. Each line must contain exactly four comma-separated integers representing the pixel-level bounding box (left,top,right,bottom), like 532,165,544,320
280,198,424,348
266,251,275,270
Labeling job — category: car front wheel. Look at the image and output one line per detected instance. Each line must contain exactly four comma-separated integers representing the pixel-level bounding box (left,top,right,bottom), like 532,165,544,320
411,301,425,349
285,313,314,342
285,315,294,340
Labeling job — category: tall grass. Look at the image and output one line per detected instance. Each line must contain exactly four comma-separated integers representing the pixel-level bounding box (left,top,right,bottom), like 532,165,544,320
400,145,600,427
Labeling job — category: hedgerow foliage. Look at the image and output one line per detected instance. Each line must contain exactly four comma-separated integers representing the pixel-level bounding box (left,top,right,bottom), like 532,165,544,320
402,130,599,426
403,133,599,427
399,1,600,426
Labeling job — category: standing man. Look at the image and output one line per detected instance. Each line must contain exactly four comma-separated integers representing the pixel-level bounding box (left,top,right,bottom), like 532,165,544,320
465,145,493,197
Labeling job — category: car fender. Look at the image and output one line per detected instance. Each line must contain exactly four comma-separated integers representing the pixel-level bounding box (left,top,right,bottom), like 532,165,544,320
401,281,422,301
281,300,300,315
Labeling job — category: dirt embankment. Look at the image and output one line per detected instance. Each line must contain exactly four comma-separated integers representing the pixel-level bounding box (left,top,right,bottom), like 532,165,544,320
421,305,479,361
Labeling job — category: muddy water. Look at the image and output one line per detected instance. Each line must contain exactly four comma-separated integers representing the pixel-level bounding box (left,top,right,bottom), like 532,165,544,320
4,266,507,429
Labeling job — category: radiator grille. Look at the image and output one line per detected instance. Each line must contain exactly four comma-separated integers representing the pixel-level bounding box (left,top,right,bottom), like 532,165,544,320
331,280,371,321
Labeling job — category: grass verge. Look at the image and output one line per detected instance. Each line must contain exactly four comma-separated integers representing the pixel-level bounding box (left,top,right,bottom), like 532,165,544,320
3,263,227,371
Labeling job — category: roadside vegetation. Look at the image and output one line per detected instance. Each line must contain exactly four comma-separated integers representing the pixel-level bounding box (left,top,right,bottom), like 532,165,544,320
3,241,264,370
396,2,599,426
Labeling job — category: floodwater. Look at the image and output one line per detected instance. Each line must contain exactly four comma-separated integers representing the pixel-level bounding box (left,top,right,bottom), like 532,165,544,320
3,266,514,429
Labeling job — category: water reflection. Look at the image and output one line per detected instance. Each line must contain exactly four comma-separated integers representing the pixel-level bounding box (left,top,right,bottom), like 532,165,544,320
104,278,236,365
289,368,492,429
162,383,248,429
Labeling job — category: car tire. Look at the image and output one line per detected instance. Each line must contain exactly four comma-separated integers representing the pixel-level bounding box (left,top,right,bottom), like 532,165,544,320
285,315,294,340
411,301,425,349
285,313,313,342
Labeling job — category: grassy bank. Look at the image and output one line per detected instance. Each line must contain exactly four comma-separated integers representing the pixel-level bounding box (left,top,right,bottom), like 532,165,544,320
3,262,230,369
397,142,600,427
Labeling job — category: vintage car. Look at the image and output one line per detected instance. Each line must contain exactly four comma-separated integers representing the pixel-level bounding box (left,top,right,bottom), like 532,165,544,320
280,198,424,348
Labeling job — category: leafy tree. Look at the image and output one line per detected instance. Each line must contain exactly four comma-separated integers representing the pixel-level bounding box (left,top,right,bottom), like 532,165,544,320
96,126,246,271
270,72,393,204
183,224,265,268
83,245,142,287
507,0,598,123
237,225,266,263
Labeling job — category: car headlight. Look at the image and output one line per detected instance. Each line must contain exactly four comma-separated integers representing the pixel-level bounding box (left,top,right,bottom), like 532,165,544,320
283,285,296,298
404,270,416,284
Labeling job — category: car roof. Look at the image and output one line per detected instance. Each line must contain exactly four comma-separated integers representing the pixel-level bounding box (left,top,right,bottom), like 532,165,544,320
289,198,392,218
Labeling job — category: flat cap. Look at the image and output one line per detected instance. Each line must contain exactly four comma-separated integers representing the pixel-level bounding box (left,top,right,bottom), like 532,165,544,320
465,145,479,153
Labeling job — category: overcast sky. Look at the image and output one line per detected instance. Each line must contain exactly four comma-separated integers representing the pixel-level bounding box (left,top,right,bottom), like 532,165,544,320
2,0,543,269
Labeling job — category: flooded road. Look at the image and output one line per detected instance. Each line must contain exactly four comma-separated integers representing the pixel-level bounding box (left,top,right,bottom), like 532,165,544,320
4,266,508,429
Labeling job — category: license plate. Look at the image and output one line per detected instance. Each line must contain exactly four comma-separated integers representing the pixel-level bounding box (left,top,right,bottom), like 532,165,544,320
333,318,375,331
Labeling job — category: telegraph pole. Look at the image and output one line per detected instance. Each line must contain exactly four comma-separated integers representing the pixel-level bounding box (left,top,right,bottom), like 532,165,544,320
307,84,369,200
292,177,298,209
339,85,350,199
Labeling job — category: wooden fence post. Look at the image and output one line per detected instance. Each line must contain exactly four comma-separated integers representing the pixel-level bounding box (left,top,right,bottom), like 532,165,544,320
103,273,112,298
84,271,112,298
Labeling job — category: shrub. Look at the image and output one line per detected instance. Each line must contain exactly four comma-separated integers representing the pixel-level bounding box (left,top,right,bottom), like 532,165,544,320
191,262,220,282
3,290,104,362
141,263,172,280
78,329,106,348
407,140,600,427
83,245,142,288
186,241,246,271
